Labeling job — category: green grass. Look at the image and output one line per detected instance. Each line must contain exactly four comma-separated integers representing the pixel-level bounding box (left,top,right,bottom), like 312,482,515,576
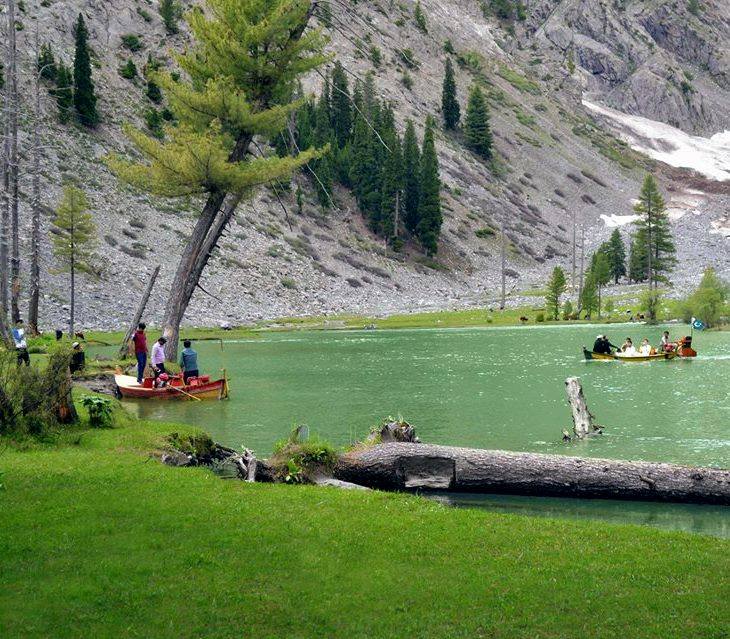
0,416,727,638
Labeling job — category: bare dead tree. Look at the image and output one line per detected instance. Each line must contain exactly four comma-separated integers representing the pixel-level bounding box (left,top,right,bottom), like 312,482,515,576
0,2,10,319
5,0,20,324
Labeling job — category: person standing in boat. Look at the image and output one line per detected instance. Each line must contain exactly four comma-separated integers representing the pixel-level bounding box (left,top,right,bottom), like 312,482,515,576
179,340,199,384
151,337,167,378
132,323,148,383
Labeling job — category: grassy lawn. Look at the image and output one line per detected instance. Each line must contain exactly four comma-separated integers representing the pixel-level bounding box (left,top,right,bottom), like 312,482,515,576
1,416,727,638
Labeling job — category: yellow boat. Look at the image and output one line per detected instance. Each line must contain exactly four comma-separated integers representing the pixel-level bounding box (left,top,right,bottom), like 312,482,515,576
583,347,677,362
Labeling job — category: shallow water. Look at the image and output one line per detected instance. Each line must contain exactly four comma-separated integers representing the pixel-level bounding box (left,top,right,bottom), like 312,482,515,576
103,323,730,535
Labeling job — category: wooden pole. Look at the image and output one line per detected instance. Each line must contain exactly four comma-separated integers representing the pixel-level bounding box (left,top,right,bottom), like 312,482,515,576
118,265,160,357
500,220,506,310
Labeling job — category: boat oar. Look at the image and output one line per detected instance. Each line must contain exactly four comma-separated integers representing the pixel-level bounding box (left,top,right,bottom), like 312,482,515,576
169,385,202,401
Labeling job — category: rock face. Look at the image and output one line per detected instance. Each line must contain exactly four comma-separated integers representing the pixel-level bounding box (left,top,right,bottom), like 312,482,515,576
5,1,730,330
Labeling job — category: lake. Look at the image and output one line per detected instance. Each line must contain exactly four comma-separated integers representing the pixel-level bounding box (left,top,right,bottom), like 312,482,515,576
110,323,730,535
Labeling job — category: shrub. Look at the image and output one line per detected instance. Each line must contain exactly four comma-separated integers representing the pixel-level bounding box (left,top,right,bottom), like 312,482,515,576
401,72,413,90
81,396,114,428
475,227,495,238
281,277,297,289
536,312,545,322
121,34,143,52
370,45,382,69
682,268,729,327
562,300,573,320
398,48,418,69
271,428,338,483
119,59,137,80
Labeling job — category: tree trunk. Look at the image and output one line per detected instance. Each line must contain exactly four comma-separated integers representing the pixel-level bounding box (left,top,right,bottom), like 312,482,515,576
28,25,43,334
571,210,576,295
162,133,252,361
119,265,160,358
564,377,600,439
500,220,506,310
69,259,75,337
7,0,20,324
577,222,585,308
335,443,730,505
0,3,11,319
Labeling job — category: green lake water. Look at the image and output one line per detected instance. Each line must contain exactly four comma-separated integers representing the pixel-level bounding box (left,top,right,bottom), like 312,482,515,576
108,323,730,536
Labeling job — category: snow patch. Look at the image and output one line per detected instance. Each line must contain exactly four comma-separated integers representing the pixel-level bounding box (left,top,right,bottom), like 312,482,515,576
601,214,640,227
582,100,730,182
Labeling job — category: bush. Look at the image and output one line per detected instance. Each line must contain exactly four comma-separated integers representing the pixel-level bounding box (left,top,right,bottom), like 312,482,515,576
562,300,573,320
281,277,297,289
535,312,545,322
640,289,662,322
119,59,137,80
0,346,76,437
81,396,114,428
121,34,142,51
370,46,382,68
271,428,338,483
681,268,729,327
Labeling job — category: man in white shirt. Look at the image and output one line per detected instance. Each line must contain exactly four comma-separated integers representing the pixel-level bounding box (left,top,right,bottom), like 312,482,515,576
151,337,167,378
11,320,30,366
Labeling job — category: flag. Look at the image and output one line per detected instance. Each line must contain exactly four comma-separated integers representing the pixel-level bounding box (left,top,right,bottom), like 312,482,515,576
692,319,705,331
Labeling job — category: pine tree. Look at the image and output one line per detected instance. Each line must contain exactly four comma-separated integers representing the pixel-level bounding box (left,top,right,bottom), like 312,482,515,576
379,105,403,241
417,117,442,256
106,0,327,359
632,174,676,288
52,63,73,124
545,266,567,320
159,0,181,34
589,251,611,318
330,61,352,149
402,120,421,234
414,1,428,32
37,43,57,82
73,14,99,127
465,84,492,160
442,57,460,130
312,88,333,208
627,239,645,283
349,76,382,220
580,271,598,318
51,186,97,337
605,228,626,283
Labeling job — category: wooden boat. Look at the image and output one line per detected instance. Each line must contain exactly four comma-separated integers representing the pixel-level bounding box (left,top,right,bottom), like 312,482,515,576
583,348,677,362
114,373,229,400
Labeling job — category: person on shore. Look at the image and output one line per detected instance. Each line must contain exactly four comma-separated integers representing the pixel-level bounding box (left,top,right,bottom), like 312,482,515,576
639,338,652,356
70,342,86,374
12,320,30,367
179,340,199,384
132,322,148,383
151,337,167,378
621,337,636,356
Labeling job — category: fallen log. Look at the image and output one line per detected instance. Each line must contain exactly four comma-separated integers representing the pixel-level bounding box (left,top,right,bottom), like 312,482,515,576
335,443,730,505
118,265,160,358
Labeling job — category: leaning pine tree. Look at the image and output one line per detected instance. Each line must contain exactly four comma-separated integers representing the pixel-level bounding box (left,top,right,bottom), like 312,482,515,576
416,117,442,256
51,185,97,337
107,0,326,359
72,14,99,127
464,83,492,160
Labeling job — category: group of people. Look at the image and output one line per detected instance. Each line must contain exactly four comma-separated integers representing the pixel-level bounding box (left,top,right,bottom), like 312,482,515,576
593,331,675,357
11,319,85,372
131,323,200,386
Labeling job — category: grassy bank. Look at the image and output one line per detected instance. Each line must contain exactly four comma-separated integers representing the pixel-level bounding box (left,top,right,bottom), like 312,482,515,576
1,413,727,638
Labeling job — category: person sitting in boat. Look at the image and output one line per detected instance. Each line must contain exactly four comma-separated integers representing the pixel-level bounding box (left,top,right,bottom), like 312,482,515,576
593,335,618,354
621,337,637,356
660,331,674,352
151,337,167,378
639,338,652,356
179,340,199,384
155,372,170,388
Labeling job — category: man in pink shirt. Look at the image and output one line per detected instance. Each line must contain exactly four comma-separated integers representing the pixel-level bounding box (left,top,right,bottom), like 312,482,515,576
151,337,167,379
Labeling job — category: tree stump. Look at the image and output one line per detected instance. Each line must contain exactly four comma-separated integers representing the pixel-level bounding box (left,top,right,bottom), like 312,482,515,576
565,377,601,439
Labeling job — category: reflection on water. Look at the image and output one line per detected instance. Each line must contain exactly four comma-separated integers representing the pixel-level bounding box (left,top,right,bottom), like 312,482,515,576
427,492,730,538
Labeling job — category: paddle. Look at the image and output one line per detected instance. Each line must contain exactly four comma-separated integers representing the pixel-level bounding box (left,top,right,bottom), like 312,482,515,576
168,385,202,401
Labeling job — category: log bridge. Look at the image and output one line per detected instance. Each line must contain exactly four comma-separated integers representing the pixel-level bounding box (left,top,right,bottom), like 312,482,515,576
335,444,730,505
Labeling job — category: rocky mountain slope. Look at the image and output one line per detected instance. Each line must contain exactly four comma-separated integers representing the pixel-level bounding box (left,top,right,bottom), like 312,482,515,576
5,0,730,330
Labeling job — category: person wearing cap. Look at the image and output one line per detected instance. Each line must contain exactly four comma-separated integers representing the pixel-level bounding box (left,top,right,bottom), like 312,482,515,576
151,337,167,379
70,341,86,374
